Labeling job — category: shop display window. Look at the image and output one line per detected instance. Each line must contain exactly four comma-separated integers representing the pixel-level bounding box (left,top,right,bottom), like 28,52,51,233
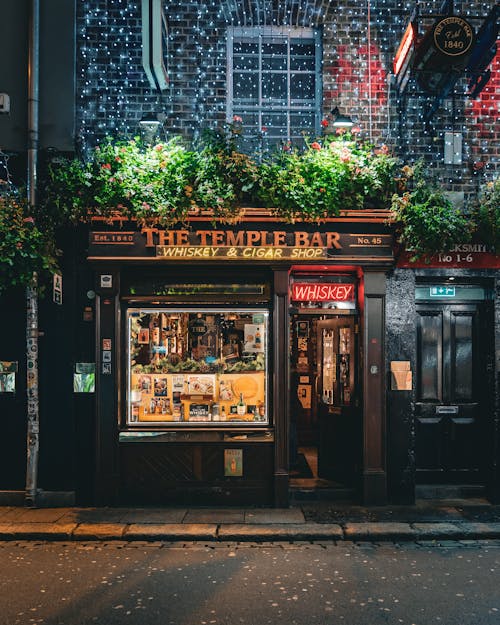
126,309,269,426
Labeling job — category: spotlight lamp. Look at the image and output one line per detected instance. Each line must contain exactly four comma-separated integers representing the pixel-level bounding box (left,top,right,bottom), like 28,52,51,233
330,106,354,128
138,112,162,143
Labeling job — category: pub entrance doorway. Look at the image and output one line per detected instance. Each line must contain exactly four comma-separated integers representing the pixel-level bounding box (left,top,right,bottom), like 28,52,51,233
289,312,361,495
415,297,492,486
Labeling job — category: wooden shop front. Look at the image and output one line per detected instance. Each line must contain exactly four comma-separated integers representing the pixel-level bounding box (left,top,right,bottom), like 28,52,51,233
88,211,394,506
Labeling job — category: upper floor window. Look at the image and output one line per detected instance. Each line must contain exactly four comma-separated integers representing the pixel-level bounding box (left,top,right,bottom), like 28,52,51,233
227,27,322,152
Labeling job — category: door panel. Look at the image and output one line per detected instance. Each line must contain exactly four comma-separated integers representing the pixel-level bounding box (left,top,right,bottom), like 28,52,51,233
415,304,483,483
316,318,359,483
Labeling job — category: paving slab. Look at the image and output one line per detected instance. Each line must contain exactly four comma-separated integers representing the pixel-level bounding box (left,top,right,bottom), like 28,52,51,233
72,523,127,540
183,509,245,524
118,508,187,524
218,523,343,541
344,522,418,541
124,523,218,541
0,507,68,523
244,508,305,524
60,508,130,524
0,507,16,521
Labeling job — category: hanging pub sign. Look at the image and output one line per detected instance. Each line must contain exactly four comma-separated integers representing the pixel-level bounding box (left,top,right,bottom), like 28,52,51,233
413,15,475,95
393,16,417,93
88,221,394,264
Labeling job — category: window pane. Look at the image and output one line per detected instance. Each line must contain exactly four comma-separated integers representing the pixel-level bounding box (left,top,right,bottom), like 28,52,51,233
233,55,258,71
262,73,287,102
262,112,287,136
234,73,258,101
262,42,287,71
234,42,259,55
127,309,269,426
452,313,473,401
418,313,442,402
291,74,315,101
290,112,316,133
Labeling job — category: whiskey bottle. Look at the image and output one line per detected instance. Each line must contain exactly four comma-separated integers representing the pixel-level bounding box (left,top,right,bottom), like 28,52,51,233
236,392,246,416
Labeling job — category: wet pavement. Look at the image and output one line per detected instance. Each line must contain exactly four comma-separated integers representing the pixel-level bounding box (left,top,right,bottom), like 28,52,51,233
0,540,499,625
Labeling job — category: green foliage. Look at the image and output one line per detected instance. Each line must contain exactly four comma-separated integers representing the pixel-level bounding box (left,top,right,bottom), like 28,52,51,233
0,188,59,291
45,137,199,226
257,134,399,220
471,177,499,250
192,126,258,217
391,162,471,259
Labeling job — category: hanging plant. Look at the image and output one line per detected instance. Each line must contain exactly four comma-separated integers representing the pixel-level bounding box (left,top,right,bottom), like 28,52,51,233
257,133,399,220
470,176,499,251
0,188,60,292
391,162,471,260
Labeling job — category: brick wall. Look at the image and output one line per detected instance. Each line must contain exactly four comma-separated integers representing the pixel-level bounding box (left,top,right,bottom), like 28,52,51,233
75,0,498,197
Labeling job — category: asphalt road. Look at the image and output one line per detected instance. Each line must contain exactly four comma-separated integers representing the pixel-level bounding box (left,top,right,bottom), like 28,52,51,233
0,540,499,625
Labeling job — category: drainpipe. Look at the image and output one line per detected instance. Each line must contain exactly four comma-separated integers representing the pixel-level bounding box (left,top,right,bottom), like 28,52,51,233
25,0,40,507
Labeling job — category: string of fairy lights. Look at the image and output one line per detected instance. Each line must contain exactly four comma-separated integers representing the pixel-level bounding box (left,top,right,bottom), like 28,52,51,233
76,0,497,185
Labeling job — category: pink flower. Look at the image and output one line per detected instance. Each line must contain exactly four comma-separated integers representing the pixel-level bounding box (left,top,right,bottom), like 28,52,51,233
339,148,351,163
351,125,361,134
310,142,321,150
154,144,163,151
142,202,150,210
23,217,35,224
283,142,292,152
233,115,243,123
101,163,111,170
320,119,329,128
261,126,268,133
375,144,389,155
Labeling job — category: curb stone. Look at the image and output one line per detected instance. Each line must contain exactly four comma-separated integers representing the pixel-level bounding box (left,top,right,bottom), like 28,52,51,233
217,523,343,541
72,523,127,540
124,523,218,541
343,522,418,541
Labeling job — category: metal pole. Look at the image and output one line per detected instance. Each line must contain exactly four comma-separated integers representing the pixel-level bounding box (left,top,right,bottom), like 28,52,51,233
25,0,40,508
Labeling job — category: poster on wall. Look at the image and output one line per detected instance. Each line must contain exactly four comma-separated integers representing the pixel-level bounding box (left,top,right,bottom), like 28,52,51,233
243,324,264,353
186,374,215,396
224,449,243,476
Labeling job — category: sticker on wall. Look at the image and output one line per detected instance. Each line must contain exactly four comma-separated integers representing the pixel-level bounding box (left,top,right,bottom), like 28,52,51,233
53,273,63,305
100,274,113,288
74,363,95,393
390,361,412,390
102,362,112,375
296,320,309,337
102,338,112,350
224,449,243,476
102,350,112,362
0,361,17,393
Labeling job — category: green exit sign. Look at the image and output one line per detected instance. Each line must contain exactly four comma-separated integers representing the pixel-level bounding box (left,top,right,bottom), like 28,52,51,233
430,286,456,297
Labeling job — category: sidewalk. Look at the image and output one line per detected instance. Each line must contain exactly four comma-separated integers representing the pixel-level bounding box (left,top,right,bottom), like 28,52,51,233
1,500,500,542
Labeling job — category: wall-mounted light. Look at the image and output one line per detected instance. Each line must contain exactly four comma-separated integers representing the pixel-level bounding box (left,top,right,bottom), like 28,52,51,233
139,112,162,143
330,106,354,128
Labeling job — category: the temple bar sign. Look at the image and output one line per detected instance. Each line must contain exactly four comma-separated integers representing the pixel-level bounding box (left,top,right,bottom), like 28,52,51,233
88,225,394,262
291,283,355,302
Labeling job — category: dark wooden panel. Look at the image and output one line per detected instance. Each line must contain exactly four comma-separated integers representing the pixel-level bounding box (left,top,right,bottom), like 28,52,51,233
119,442,274,505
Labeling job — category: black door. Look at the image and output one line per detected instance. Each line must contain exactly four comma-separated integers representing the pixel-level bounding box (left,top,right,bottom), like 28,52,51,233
415,304,486,483
316,317,360,483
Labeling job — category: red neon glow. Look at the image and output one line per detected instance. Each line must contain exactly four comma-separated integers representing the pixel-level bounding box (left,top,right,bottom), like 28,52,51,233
393,22,415,75
291,283,355,302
